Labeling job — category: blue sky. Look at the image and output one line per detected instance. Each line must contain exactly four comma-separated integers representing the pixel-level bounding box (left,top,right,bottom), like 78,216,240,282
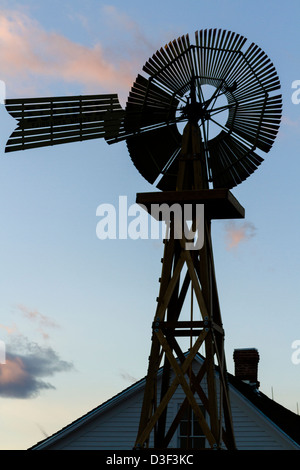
0,0,300,449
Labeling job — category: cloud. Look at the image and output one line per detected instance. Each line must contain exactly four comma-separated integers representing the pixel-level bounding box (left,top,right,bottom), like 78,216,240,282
0,305,73,398
35,423,49,439
281,115,300,128
119,369,138,384
102,5,155,52
1,304,59,341
0,7,158,103
0,11,126,92
224,221,256,250
16,304,59,340
0,336,73,398
0,322,18,335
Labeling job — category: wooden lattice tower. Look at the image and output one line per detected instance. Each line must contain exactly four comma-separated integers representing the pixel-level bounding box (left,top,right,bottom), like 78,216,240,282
134,119,245,449
3,29,282,450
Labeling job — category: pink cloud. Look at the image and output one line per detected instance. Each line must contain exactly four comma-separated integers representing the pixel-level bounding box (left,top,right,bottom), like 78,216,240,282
0,356,27,387
16,304,59,340
0,323,18,335
224,221,256,250
102,5,154,51
0,339,73,398
0,9,139,99
281,115,300,129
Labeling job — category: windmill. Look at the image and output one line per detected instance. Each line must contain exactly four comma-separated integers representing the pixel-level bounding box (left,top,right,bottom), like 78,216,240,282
3,29,282,450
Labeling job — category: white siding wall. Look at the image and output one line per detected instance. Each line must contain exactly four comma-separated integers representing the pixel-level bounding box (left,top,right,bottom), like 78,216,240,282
230,390,299,450
48,389,147,450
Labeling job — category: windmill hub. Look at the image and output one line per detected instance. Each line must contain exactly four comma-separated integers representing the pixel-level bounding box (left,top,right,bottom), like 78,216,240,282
180,99,208,124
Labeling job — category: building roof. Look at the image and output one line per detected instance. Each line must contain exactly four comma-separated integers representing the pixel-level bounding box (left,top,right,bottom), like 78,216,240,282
229,374,300,446
30,353,300,449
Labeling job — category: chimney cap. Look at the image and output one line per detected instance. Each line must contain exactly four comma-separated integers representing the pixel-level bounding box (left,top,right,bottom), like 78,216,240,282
233,348,260,358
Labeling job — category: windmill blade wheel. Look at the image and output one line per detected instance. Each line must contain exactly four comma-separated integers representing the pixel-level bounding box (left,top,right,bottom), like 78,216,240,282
120,29,282,190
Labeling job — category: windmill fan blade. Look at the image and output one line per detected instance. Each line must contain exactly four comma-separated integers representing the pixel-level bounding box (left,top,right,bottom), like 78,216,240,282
123,29,282,190
207,131,264,188
127,125,181,185
226,95,282,153
5,94,124,152
105,74,180,145
156,157,180,191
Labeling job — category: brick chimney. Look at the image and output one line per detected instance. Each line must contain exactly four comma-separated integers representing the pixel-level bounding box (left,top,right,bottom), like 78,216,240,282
233,348,260,388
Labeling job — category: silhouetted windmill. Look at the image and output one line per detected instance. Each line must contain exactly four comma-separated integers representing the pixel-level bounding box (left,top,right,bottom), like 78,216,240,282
4,29,282,449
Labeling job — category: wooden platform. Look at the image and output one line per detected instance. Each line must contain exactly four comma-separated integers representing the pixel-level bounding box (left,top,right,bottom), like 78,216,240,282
136,189,245,220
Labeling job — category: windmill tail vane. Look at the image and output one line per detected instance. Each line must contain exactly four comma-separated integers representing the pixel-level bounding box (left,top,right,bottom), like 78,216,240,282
2,28,282,450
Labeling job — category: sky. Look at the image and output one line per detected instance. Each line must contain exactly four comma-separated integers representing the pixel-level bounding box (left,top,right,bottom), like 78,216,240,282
0,0,300,450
